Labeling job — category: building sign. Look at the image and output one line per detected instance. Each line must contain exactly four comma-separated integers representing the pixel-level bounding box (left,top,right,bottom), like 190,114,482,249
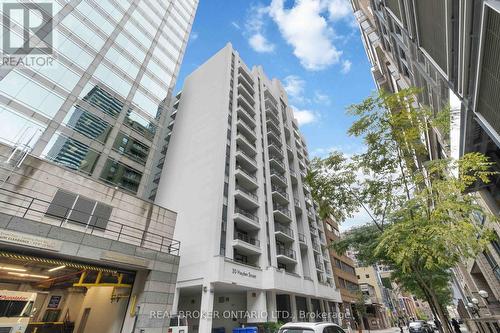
47,296,62,309
0,230,62,251
231,268,257,279
101,251,150,268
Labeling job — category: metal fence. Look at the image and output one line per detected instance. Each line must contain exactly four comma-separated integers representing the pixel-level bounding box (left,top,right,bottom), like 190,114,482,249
0,187,180,255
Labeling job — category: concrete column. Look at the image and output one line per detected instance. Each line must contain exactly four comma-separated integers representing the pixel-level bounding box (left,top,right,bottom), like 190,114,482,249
199,283,215,332
247,290,267,323
306,297,313,322
320,299,326,321
266,291,277,322
172,287,181,314
290,294,298,322
335,302,342,326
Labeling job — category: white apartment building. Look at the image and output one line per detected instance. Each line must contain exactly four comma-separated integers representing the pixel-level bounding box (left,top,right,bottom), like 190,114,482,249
155,44,342,332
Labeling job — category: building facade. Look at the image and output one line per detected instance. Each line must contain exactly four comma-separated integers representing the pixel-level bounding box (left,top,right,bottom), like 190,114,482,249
350,0,500,331
155,44,342,332
356,266,391,330
0,0,198,199
323,218,362,329
0,1,198,332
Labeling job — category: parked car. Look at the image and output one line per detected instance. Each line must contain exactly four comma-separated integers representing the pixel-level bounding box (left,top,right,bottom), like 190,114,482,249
278,322,346,333
427,320,439,331
409,321,433,333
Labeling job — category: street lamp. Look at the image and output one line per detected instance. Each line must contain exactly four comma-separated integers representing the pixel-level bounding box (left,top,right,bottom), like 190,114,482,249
478,290,489,303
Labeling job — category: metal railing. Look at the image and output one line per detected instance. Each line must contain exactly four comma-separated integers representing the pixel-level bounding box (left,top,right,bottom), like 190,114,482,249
235,185,258,201
269,156,285,169
236,132,256,150
298,232,306,243
237,147,257,163
273,205,291,218
275,223,294,238
294,198,301,207
234,231,260,247
237,117,256,135
270,170,287,184
235,165,257,181
277,246,296,259
234,207,259,223
0,188,180,255
237,106,255,121
271,185,289,200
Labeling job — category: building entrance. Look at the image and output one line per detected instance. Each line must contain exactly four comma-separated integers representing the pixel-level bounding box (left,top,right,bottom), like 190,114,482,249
0,251,135,333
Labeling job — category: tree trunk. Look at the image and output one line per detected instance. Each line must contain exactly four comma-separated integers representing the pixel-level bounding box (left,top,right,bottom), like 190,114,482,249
427,289,452,333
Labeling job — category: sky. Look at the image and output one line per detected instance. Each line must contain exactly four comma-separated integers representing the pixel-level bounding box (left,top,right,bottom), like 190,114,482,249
175,0,377,231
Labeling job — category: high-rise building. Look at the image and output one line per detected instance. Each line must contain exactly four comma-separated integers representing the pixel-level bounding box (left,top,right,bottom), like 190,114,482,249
0,0,198,199
0,1,198,332
350,0,500,330
155,44,342,332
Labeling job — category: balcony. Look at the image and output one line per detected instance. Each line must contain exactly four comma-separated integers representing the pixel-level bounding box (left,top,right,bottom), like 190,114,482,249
298,232,307,248
234,207,260,231
312,241,321,253
237,106,255,125
268,143,284,157
306,208,316,222
275,223,294,242
235,165,258,190
233,232,261,255
267,131,282,147
237,95,254,115
236,133,257,156
269,155,285,172
273,204,292,223
270,169,287,188
238,66,254,86
293,198,302,210
236,148,257,172
234,185,259,209
276,246,297,264
272,185,289,205
238,83,255,107
309,223,317,235
315,257,324,271
286,144,293,156
238,72,255,95
237,118,257,141
267,118,281,134
289,168,298,183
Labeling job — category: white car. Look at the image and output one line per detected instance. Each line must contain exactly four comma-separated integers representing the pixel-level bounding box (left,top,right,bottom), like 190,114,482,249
278,322,346,333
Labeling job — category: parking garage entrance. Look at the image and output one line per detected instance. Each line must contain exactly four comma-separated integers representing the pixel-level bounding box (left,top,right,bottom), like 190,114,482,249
0,251,135,333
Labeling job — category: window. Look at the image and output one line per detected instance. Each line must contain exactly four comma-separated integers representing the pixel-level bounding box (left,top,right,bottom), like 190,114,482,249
113,132,150,165
100,158,143,193
365,274,370,278
326,223,333,232
45,190,112,229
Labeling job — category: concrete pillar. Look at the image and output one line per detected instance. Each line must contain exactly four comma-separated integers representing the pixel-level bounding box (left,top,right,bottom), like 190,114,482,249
335,302,342,326
266,291,277,322
172,287,180,314
320,299,326,321
199,283,215,332
290,294,298,322
306,297,313,322
247,290,267,323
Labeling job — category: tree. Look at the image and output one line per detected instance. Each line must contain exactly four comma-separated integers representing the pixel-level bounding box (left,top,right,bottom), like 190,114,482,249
329,89,496,333
305,151,359,221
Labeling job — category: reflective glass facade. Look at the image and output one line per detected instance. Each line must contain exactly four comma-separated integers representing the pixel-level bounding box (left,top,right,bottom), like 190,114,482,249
0,0,198,197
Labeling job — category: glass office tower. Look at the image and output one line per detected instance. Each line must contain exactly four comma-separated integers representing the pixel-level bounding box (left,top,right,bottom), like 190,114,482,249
0,0,198,198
